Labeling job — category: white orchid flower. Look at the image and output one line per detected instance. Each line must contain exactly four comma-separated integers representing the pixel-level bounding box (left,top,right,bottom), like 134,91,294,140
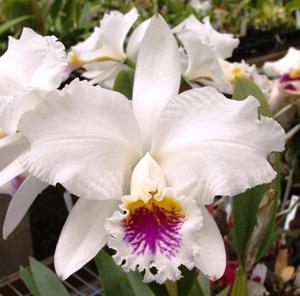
173,15,239,93
16,16,284,283
0,28,66,238
268,74,300,113
220,60,271,96
69,8,150,88
176,29,232,93
263,47,300,78
173,15,239,60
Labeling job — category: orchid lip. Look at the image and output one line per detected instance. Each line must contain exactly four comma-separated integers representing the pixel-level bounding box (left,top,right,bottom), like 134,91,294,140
123,195,185,258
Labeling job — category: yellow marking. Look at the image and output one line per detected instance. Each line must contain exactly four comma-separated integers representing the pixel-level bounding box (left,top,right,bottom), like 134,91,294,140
0,128,6,138
126,196,185,215
69,52,120,66
289,68,300,80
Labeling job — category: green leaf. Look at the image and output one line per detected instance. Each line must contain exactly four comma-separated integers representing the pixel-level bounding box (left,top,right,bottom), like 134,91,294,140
19,266,41,296
231,266,248,296
233,76,271,117
256,192,279,260
29,257,69,296
188,277,205,296
216,286,229,296
197,273,211,296
0,15,34,35
95,249,154,296
113,69,135,100
127,272,155,296
286,0,300,11
177,267,197,296
232,184,269,265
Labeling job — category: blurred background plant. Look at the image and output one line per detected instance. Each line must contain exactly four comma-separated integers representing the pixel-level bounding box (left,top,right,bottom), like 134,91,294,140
1,0,300,54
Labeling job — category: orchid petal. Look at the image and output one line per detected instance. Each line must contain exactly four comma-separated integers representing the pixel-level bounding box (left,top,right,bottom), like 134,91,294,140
54,198,119,279
126,19,151,62
174,15,239,59
106,188,204,284
132,15,181,150
195,206,226,280
0,157,25,188
71,8,138,63
178,31,232,93
263,47,300,77
0,134,29,170
0,89,45,135
152,87,285,204
19,79,142,200
83,61,128,89
3,175,48,239
0,27,66,94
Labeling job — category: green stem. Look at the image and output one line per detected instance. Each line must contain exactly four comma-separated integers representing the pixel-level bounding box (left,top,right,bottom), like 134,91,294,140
165,281,178,296
231,265,248,296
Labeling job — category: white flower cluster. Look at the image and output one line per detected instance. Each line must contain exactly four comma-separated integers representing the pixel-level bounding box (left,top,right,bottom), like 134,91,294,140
0,9,285,283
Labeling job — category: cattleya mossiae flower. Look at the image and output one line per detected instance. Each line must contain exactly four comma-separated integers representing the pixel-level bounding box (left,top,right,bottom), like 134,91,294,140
219,60,271,96
7,15,286,283
0,27,67,238
173,15,239,93
68,7,150,88
263,47,300,78
268,70,300,113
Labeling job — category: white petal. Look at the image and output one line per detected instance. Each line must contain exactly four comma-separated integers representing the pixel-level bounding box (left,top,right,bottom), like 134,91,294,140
19,79,142,200
173,15,239,59
0,157,25,187
152,87,285,204
263,47,300,77
106,188,204,284
0,89,45,135
0,134,29,170
71,8,138,62
130,153,166,200
3,175,48,239
201,17,239,59
0,175,26,196
132,15,181,150
194,206,226,280
178,31,232,94
83,61,128,89
55,198,119,279
126,19,151,62
0,27,66,94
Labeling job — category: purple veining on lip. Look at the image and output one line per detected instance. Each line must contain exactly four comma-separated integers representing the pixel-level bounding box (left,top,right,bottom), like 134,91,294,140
122,202,185,259
284,83,297,91
10,175,26,194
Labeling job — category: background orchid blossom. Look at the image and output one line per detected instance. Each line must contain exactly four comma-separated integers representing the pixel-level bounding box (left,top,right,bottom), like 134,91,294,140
0,27,67,238
173,15,239,93
220,59,271,96
15,15,285,284
68,7,150,88
263,47,300,78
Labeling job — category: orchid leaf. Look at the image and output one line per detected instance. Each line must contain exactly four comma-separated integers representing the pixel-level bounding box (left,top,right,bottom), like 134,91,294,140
232,184,269,266
29,257,69,296
233,76,271,117
177,267,197,296
113,69,135,100
20,266,41,296
0,15,34,35
95,249,154,296
216,286,229,296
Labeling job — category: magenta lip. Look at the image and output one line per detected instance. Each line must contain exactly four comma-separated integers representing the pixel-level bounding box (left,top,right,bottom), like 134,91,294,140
123,203,185,258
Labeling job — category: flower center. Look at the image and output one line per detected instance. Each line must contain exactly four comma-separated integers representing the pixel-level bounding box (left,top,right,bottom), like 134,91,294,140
122,196,185,259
